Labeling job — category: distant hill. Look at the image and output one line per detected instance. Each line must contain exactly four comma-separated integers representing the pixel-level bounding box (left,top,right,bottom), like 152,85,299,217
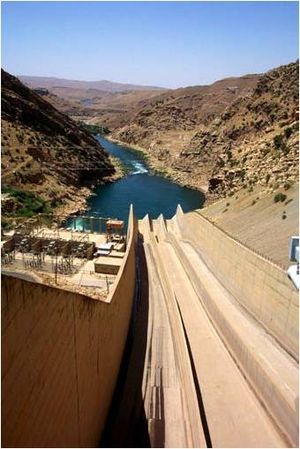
1,70,115,218
18,75,167,127
19,75,165,93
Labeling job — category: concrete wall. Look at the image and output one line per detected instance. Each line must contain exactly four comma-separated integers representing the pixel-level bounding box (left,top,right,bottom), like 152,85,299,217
2,206,138,448
176,206,298,360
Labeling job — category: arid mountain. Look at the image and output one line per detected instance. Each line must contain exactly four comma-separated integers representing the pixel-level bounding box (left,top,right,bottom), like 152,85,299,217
19,75,167,127
112,62,299,199
19,75,165,92
1,70,115,217
115,74,259,130
44,88,167,128
111,73,260,177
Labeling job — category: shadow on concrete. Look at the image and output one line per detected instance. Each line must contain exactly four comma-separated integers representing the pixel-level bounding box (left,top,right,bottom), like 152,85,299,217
100,235,151,448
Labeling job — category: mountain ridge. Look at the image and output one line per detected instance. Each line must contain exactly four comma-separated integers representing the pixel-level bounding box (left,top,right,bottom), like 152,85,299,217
19,75,166,93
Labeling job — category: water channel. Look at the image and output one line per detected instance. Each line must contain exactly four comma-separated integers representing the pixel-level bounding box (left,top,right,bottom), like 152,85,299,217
70,136,205,230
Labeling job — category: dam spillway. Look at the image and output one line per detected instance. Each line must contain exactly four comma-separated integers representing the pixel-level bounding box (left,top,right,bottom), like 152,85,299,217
104,207,298,448
1,206,298,448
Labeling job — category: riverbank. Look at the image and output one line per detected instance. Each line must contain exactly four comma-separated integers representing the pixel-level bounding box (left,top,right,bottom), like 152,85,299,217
106,135,208,196
53,153,125,220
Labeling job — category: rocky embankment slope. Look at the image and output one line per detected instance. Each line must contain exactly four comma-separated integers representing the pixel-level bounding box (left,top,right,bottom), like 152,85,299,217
1,70,116,218
112,62,299,200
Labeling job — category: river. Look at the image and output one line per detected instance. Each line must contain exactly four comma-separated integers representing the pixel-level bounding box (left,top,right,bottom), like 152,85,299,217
70,136,205,229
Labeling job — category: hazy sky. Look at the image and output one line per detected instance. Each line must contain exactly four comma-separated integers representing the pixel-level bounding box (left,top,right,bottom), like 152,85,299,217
2,1,299,88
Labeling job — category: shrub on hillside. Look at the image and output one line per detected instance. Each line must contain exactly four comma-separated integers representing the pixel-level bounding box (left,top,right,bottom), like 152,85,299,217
284,127,293,139
2,186,51,217
273,134,284,149
274,192,287,203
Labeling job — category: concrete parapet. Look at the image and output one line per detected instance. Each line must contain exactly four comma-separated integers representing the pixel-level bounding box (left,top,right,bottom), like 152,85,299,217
2,206,138,447
176,207,298,361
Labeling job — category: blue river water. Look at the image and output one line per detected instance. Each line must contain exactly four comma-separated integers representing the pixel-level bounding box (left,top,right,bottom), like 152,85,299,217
69,136,205,230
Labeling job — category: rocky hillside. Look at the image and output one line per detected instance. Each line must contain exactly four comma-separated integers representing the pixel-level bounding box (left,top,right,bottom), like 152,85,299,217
111,74,259,164
117,74,258,130
112,62,299,200
185,61,299,198
1,70,115,217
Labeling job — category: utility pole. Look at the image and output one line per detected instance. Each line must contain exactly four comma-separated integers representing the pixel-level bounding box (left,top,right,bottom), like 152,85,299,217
55,248,58,285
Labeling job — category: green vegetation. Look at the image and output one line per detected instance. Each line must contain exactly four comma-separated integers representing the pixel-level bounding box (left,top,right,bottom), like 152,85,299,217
273,133,289,153
226,149,232,160
79,122,110,135
273,192,287,203
2,185,52,218
284,127,293,139
273,133,284,149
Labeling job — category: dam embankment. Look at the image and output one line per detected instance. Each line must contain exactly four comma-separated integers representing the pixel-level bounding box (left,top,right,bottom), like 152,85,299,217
2,205,298,447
